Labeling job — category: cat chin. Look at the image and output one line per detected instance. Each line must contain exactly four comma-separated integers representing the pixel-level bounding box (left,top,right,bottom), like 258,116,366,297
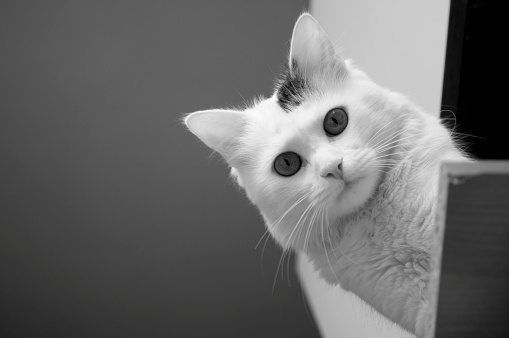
280,171,380,252
330,169,380,220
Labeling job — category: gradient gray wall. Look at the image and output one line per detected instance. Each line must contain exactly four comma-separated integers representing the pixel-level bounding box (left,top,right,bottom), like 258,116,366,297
0,1,318,337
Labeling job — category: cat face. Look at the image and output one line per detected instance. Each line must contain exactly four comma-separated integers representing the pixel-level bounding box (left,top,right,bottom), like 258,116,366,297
185,14,407,252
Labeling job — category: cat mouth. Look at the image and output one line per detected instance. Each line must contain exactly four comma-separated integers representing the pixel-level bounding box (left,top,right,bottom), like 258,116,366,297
317,179,346,203
344,175,362,187
320,172,371,207
338,178,359,199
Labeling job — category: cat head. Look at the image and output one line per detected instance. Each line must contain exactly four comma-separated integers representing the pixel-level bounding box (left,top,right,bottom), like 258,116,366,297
185,14,409,253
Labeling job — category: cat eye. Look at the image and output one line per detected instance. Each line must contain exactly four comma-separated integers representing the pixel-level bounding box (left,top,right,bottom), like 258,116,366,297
274,151,302,177
323,107,348,136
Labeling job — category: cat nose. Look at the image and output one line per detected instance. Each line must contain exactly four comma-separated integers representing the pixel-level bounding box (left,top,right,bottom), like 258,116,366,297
321,158,343,179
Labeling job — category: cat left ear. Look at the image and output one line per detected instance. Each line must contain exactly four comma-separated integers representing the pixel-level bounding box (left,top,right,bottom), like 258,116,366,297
289,13,337,78
184,109,246,166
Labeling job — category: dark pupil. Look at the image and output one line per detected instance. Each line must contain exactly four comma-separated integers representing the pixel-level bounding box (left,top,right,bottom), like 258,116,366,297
324,108,348,136
274,152,301,177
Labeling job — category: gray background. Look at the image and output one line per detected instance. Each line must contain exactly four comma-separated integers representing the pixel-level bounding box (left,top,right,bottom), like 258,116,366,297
0,1,320,337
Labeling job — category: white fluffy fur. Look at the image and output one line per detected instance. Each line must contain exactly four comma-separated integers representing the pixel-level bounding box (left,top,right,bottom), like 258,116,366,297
185,14,469,337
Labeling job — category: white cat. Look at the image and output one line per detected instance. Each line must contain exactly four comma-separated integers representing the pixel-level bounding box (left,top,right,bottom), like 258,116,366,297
184,13,469,337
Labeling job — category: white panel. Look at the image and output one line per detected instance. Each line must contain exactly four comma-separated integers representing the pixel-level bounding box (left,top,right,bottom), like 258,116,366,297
298,255,414,338
311,0,450,116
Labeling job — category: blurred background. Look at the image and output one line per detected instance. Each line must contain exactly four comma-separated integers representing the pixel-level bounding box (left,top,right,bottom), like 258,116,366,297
0,1,319,337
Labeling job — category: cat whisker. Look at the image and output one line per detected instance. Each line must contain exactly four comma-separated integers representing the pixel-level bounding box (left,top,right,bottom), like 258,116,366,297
370,167,393,175
285,248,293,287
303,203,321,253
374,136,419,153
439,109,458,130
370,124,409,150
372,143,417,163
374,137,413,153
255,229,272,251
320,206,341,284
325,209,360,282
289,204,316,286
375,135,422,150
264,192,312,244
372,158,405,164
377,160,419,172
373,150,412,161
286,201,315,250
273,248,290,293
286,201,317,281
256,192,310,287
366,118,398,146
372,123,416,148
272,200,315,293
450,131,485,140
373,132,417,155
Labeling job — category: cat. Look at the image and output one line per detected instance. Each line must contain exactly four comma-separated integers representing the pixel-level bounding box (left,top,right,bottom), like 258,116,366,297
184,13,469,337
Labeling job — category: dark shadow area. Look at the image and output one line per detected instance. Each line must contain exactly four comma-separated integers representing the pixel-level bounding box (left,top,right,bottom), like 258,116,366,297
441,0,506,159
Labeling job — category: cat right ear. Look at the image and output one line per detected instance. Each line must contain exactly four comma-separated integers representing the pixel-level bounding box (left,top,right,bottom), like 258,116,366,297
184,109,246,165
289,13,337,78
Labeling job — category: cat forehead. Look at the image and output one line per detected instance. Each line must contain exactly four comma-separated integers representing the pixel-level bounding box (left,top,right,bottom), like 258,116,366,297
256,82,358,116
248,96,322,126
275,59,363,112
243,65,382,136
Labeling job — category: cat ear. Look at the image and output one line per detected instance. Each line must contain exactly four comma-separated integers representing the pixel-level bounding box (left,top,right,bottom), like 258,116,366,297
289,13,336,77
184,109,246,165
